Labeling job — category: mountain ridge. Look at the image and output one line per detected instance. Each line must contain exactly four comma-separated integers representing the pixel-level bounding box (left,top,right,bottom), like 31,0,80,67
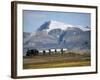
38,20,90,32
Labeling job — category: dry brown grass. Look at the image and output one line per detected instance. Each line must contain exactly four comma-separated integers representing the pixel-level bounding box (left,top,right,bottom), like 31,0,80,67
23,51,91,69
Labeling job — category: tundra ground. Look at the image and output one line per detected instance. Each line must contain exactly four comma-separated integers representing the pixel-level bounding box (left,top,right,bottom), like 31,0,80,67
23,51,91,69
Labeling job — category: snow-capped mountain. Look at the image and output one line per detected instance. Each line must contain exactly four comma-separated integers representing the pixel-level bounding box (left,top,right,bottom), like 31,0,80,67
23,20,90,56
38,20,90,32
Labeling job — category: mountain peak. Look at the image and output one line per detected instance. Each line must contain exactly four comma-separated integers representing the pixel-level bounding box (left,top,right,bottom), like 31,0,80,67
46,20,73,32
38,20,90,32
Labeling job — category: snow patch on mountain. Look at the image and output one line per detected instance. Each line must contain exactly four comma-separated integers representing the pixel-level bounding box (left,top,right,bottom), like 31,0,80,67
46,20,74,32
39,20,90,32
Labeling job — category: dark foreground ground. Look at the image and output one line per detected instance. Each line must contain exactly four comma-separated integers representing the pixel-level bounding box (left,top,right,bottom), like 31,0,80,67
23,51,91,69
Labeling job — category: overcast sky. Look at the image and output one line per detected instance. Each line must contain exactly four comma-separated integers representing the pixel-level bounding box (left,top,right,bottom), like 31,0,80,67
23,10,91,32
